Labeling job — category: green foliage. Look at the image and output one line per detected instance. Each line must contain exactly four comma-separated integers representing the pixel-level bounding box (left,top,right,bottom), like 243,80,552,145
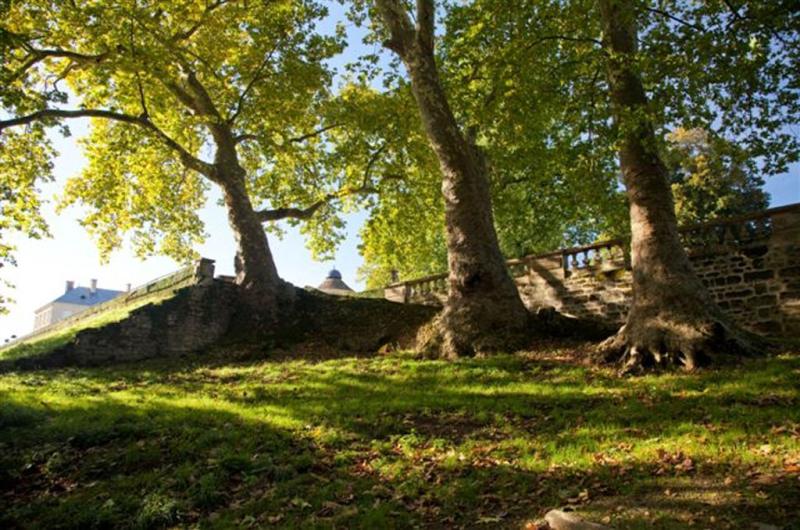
0,125,54,311
665,127,770,224
441,0,628,250
348,0,628,286
353,0,796,285
252,83,438,262
1,0,350,266
1,350,799,528
61,121,207,262
638,1,800,176
313,83,448,284
2,0,796,292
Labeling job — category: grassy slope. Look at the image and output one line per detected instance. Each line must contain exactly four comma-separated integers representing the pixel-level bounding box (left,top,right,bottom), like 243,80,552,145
1,346,798,529
0,290,177,362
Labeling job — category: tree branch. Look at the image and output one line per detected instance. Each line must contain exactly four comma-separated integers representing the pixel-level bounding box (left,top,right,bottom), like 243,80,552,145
227,47,278,125
234,123,341,145
7,47,112,83
375,0,416,56
524,34,602,51
257,201,328,222
287,123,342,143
257,144,400,223
644,7,704,32
361,142,389,188
721,0,789,45
184,71,224,120
179,70,240,159
0,108,215,178
169,0,232,42
416,0,435,51
162,79,199,112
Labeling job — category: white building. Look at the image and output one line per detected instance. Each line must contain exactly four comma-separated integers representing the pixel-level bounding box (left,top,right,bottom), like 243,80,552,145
33,280,124,331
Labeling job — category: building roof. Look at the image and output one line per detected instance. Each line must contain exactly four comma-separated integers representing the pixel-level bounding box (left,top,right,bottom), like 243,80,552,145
36,287,124,313
317,268,353,294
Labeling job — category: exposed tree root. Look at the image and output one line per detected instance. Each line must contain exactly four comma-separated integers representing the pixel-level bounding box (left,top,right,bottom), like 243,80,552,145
414,313,530,360
595,312,765,375
416,306,615,359
413,291,531,359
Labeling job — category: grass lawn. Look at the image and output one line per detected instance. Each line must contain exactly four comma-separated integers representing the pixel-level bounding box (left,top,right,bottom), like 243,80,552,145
1,344,798,529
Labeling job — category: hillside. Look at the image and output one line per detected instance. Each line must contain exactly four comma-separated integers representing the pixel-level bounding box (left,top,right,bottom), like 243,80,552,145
1,344,798,529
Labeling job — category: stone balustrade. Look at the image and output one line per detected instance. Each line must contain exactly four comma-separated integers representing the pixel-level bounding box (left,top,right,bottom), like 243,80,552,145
386,203,800,337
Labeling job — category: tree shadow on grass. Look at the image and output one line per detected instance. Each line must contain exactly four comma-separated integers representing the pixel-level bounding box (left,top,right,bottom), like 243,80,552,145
1,353,798,528
1,394,426,529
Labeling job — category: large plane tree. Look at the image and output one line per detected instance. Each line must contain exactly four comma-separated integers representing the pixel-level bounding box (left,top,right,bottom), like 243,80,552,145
410,0,798,371
0,0,384,317
365,0,531,357
592,0,794,371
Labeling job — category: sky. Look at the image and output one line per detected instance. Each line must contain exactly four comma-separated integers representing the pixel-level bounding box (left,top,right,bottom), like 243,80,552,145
1,4,799,340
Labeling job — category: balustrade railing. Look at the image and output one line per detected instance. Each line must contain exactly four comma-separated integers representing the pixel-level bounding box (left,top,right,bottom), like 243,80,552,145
387,203,799,302
560,240,629,276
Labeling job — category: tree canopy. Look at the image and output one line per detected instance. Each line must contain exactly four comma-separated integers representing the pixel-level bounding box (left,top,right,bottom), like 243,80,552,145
353,0,797,285
0,1,359,294
1,0,796,298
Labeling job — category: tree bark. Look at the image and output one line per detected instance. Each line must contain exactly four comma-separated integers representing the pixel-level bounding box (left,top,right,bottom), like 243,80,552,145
217,165,282,306
596,0,760,373
376,0,529,357
179,71,291,318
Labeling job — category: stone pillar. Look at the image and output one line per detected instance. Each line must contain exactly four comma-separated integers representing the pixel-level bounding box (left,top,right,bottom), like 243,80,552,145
194,258,216,285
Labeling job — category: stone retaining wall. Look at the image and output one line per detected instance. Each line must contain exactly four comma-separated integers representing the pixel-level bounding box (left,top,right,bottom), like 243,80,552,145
388,203,800,338
5,281,238,370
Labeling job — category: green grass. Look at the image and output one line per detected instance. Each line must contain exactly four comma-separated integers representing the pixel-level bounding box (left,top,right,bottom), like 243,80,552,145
0,290,177,362
1,346,798,529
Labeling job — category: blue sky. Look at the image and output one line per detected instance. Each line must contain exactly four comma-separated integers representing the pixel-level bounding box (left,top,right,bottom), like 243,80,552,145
1,3,799,340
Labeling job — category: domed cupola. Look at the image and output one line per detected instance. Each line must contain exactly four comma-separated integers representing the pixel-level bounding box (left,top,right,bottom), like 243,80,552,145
317,267,353,295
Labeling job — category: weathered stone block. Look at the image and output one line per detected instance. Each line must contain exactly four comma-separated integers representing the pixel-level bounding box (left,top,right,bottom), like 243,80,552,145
744,270,774,282
780,266,800,277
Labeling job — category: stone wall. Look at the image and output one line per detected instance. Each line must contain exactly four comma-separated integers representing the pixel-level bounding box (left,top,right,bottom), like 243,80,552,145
11,258,216,348
6,280,238,370
4,280,438,371
388,203,800,338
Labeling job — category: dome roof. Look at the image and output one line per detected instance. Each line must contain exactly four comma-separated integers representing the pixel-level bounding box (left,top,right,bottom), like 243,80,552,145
318,267,353,294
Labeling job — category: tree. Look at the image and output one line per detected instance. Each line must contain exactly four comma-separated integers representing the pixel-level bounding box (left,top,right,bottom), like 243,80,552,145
354,0,629,289
368,0,530,357
595,0,770,371
0,0,383,318
409,0,797,370
665,127,769,225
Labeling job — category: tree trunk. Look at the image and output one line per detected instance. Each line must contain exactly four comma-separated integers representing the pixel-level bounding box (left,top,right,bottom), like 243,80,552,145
217,164,286,320
379,2,529,357
596,0,761,373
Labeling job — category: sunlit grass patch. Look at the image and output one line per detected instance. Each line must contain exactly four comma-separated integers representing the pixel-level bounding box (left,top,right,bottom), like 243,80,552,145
0,350,798,528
